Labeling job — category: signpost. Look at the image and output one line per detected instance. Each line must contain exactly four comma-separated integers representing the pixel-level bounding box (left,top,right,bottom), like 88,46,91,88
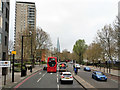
0,61,10,67
11,51,16,82
0,61,11,85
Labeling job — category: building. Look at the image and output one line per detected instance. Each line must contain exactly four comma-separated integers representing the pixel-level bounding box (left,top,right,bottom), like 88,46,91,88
0,0,10,86
57,38,60,52
14,1,36,59
0,0,10,61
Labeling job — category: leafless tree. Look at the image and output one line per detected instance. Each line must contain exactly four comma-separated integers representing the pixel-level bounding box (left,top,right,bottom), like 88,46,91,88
36,27,52,50
96,24,116,66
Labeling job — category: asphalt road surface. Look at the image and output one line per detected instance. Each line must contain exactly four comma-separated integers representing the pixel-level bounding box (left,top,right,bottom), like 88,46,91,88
14,67,83,89
68,64,119,89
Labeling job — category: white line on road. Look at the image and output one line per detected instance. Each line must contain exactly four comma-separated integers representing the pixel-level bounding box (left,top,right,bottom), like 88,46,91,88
42,73,45,77
37,72,47,83
57,78,58,83
57,84,59,90
37,78,41,82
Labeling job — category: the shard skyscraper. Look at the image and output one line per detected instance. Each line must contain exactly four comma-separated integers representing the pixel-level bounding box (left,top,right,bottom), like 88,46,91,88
57,38,60,52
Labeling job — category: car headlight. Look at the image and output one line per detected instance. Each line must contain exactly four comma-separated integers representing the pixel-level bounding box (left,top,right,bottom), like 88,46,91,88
97,76,100,78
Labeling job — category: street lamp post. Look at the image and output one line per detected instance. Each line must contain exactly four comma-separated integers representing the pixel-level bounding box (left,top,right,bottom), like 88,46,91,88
21,33,32,77
21,36,24,77
10,51,11,73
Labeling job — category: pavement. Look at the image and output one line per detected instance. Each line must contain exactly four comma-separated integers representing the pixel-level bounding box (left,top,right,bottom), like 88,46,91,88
1,65,42,89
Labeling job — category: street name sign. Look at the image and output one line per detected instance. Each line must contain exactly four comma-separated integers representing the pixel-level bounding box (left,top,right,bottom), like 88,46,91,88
0,61,10,67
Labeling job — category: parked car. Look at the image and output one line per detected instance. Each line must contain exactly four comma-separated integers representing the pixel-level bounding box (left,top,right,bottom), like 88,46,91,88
60,72,73,84
92,71,107,81
43,65,47,70
75,64,80,69
84,67,91,71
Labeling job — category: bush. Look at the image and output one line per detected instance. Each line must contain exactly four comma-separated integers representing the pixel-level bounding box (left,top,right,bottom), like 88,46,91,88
42,61,47,64
81,61,85,65
25,62,32,64
14,63,21,67
35,62,40,65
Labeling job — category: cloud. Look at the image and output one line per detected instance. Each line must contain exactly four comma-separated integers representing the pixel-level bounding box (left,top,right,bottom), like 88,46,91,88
9,0,119,52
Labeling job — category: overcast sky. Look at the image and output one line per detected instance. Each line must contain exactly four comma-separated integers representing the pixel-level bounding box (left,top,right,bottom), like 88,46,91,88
9,0,119,52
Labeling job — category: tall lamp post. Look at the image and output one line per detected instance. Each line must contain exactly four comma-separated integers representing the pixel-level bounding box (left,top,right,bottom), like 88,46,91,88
21,32,32,77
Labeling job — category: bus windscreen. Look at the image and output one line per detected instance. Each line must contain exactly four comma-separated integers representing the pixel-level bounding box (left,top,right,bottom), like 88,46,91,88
48,61,56,67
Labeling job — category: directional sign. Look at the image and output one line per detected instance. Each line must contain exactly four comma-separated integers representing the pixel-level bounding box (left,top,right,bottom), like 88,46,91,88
12,51,16,55
0,61,10,67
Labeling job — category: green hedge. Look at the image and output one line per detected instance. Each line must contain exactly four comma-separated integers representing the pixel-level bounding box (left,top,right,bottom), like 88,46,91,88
25,62,32,64
42,61,47,64
14,63,21,67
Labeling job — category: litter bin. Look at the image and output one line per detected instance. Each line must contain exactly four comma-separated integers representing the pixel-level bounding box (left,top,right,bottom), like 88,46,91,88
22,65,27,76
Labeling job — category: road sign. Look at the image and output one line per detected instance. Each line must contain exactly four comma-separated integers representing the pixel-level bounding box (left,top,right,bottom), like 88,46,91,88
12,51,16,55
0,61,10,67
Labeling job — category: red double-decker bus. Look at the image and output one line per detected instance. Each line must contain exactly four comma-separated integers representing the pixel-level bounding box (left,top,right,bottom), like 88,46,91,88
47,57,57,73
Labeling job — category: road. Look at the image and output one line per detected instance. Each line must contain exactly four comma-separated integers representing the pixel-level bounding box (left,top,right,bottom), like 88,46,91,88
13,63,119,89
68,64,119,88
14,66,83,89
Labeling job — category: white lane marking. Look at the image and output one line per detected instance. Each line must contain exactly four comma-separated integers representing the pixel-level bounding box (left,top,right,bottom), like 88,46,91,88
37,78,41,82
57,84,59,90
57,78,58,83
42,73,45,77
50,73,53,74
37,72,47,83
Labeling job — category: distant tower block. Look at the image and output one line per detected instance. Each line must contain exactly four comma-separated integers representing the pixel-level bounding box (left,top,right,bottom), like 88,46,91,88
57,38,60,52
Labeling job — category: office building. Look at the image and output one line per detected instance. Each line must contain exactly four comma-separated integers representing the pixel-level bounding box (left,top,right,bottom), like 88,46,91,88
0,0,10,61
0,0,10,86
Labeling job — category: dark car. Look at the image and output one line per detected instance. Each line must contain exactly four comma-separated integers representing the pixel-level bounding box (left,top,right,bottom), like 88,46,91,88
43,65,47,70
92,71,107,81
59,63,67,72
84,67,91,71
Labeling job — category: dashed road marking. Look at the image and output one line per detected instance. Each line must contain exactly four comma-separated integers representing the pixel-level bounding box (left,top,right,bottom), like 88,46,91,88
42,73,45,77
57,84,59,90
37,78,41,82
57,78,59,83
37,72,47,83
